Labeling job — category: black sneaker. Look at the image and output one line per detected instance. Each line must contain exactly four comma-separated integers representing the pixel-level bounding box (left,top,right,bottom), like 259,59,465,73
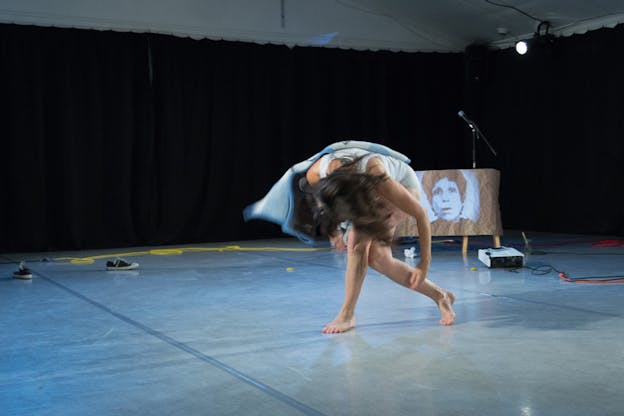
13,262,33,280
106,258,139,271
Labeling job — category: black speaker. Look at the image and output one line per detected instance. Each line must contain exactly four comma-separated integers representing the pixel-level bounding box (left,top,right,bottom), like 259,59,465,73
464,44,489,84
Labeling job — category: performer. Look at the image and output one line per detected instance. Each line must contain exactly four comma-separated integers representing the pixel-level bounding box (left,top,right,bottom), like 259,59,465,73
244,141,455,333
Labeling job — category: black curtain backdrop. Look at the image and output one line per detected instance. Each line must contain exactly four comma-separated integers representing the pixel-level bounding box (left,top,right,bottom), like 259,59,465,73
1,25,154,252
0,24,465,252
2,23,623,252
478,25,624,236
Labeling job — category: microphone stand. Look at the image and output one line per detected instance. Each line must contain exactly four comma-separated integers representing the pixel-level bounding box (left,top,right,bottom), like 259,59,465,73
471,126,477,168
463,115,497,168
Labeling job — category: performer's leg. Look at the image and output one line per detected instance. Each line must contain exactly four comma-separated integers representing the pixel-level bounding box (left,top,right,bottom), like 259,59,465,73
322,228,372,334
368,241,456,326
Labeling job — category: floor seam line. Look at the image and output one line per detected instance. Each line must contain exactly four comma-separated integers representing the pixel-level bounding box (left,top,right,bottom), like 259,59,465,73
31,270,327,416
454,287,621,318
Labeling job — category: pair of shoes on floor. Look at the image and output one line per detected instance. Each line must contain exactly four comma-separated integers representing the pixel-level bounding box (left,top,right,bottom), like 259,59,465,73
106,258,139,271
13,262,33,280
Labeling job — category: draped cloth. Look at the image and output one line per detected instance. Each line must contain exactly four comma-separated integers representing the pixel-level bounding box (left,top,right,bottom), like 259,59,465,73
242,141,410,244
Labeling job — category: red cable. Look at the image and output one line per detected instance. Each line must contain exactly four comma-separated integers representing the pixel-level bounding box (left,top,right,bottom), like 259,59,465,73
591,239,624,248
559,272,624,284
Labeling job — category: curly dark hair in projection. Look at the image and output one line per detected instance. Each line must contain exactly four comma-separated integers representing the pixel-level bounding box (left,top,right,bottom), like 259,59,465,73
309,161,393,245
421,170,467,202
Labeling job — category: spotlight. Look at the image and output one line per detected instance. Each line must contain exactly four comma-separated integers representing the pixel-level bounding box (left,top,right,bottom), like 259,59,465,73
515,21,556,56
515,40,528,55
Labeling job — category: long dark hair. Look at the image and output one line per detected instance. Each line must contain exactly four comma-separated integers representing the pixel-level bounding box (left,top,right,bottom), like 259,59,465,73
309,158,394,244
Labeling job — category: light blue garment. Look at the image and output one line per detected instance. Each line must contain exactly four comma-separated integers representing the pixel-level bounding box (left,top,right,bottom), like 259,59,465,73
243,141,410,244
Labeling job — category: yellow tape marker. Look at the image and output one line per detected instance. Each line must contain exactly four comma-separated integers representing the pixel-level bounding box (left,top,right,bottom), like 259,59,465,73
150,249,184,255
54,246,329,264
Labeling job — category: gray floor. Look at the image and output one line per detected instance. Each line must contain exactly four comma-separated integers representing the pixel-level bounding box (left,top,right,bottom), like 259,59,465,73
1,231,623,416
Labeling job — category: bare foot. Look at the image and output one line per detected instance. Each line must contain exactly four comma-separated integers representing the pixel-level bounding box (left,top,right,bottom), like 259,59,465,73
322,316,355,334
438,291,456,326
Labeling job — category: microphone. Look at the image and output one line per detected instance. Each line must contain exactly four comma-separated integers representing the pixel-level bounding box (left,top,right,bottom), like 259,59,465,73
458,110,498,161
457,110,473,126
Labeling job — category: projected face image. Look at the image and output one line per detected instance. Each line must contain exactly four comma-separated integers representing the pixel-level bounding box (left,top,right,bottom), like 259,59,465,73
431,177,463,221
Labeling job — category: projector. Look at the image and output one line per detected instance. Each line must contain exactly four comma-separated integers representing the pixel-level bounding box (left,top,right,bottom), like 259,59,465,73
478,246,525,268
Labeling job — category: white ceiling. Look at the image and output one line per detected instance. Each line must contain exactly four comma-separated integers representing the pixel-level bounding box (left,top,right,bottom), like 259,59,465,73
1,0,623,52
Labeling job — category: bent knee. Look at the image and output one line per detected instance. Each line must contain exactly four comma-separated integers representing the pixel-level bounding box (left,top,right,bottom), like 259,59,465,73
368,246,393,270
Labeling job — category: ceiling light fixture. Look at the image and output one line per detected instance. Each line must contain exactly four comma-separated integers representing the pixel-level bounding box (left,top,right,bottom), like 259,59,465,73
515,21,554,55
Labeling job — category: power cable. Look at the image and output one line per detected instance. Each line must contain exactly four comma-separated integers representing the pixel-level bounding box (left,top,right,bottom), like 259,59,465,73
521,263,624,284
484,0,542,22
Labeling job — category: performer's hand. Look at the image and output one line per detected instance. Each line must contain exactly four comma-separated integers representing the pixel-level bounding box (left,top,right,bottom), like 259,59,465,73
409,264,427,289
